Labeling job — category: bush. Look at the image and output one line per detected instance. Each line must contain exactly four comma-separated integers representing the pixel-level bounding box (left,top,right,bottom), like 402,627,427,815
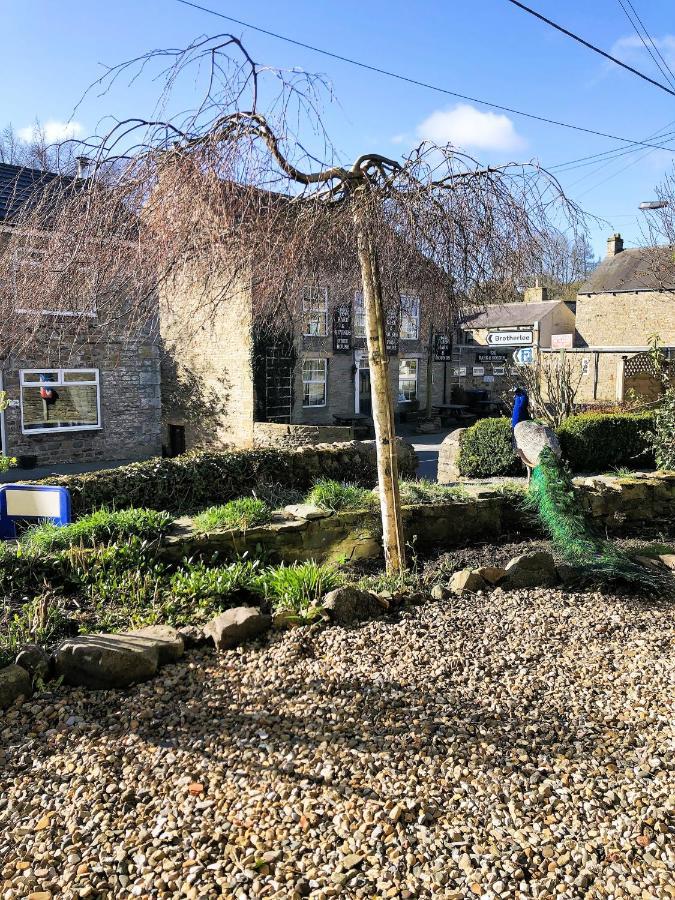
20,507,173,553
557,411,655,472
651,390,675,471
0,455,17,473
458,418,522,478
193,498,271,532
306,478,374,511
30,442,417,517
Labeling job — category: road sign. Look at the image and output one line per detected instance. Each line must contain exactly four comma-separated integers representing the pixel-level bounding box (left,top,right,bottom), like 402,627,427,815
513,348,534,365
486,331,533,347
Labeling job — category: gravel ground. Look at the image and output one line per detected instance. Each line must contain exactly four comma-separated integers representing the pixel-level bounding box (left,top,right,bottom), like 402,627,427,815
1,589,674,900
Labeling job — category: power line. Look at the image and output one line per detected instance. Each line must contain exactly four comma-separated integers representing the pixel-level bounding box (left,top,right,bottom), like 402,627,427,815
174,0,675,154
617,0,675,91
619,0,675,90
552,122,675,173
507,0,675,97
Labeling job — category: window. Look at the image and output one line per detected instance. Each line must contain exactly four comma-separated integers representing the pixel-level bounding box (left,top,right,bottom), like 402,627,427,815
20,369,101,434
302,286,328,336
13,247,97,317
398,358,418,402
353,291,366,338
302,359,327,407
400,294,420,340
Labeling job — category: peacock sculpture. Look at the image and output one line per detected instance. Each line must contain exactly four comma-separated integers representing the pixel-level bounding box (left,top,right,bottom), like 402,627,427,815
511,388,673,595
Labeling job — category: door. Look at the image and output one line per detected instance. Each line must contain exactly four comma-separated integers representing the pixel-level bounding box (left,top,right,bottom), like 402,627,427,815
355,355,372,415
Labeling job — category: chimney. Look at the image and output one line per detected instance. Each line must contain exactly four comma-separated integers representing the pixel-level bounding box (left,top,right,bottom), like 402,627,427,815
606,233,624,257
524,279,549,304
75,156,91,179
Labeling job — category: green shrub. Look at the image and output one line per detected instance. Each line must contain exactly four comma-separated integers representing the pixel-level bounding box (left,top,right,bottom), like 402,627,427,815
169,559,265,605
31,443,417,517
20,507,172,553
193,498,272,532
306,479,375,511
458,418,522,478
0,593,68,668
557,411,655,472
651,390,675,471
0,455,17,473
265,560,342,613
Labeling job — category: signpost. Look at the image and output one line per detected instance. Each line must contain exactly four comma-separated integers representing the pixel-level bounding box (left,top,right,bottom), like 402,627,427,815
333,304,352,353
486,330,533,347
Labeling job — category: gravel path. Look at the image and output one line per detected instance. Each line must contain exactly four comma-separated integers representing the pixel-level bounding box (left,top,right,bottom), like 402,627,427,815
1,589,674,899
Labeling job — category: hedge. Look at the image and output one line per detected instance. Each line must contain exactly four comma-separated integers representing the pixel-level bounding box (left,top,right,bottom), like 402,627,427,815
458,411,656,478
29,440,417,518
557,411,655,472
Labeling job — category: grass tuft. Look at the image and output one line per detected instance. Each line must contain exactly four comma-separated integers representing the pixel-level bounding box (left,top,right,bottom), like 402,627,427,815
20,507,172,553
193,498,271,532
305,479,374,512
265,560,342,612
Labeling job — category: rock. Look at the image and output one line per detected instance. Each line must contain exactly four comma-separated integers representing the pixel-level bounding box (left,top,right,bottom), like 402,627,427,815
284,503,330,520
450,569,487,594
322,586,385,625
177,625,208,649
513,420,562,468
0,664,32,709
503,551,559,589
54,634,160,689
437,428,467,484
15,644,50,679
430,584,451,600
659,554,675,571
415,417,441,434
557,563,586,585
205,607,271,650
272,610,302,629
474,565,507,585
126,625,184,665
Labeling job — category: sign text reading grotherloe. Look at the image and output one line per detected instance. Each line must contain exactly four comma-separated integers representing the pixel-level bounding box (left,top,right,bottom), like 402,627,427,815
486,331,533,346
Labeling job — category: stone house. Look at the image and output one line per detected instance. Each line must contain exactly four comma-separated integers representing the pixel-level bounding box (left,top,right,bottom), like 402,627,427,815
541,234,675,404
0,162,162,467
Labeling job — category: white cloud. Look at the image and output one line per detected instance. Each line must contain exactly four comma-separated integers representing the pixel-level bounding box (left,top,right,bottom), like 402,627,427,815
17,120,84,144
610,33,675,71
415,103,526,153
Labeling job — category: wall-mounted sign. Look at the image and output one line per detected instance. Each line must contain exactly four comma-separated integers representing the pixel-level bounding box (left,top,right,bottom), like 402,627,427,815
513,347,534,366
550,333,574,350
433,333,452,361
483,375,495,383
452,366,467,376
476,350,508,364
472,366,485,376
486,330,533,347
333,304,352,353
493,366,506,376
385,308,399,356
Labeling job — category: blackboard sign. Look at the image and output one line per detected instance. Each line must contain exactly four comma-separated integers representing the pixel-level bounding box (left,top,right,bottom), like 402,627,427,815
333,304,352,353
385,307,399,356
476,350,509,365
434,333,452,361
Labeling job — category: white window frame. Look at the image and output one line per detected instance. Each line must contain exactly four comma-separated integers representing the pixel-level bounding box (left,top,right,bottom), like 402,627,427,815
398,358,418,402
12,246,97,318
19,368,102,435
400,293,420,340
353,291,366,338
302,358,327,408
302,286,328,337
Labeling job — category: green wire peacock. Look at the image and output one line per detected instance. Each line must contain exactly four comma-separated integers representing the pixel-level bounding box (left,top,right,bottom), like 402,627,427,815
511,389,673,595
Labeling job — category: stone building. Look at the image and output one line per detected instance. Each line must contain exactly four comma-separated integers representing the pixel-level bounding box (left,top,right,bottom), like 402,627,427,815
0,162,162,467
541,234,675,403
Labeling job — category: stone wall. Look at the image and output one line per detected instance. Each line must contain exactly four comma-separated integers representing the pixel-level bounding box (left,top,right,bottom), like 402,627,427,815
163,471,675,565
253,422,354,448
575,290,675,348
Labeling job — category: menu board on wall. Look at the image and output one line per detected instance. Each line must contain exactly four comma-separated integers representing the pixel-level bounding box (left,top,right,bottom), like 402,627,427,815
333,304,352,353
385,308,399,355
433,333,452,361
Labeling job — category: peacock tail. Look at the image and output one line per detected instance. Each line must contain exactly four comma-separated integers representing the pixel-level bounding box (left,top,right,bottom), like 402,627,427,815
526,448,674,596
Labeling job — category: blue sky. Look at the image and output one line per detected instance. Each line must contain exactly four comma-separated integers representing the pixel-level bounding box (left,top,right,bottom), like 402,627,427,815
2,0,675,257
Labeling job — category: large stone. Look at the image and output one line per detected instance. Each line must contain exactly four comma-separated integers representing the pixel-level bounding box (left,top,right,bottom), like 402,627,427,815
513,420,562,469
205,607,271,650
177,625,208,649
284,503,330,521
0,664,32,709
15,644,51,679
54,634,160,689
659,554,675,571
503,551,559,589
125,625,184,665
475,565,507,585
437,428,467,484
450,569,487,594
321,586,385,625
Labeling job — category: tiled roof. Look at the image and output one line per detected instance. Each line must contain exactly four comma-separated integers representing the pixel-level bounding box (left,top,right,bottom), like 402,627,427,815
461,300,563,328
0,161,76,223
578,247,675,294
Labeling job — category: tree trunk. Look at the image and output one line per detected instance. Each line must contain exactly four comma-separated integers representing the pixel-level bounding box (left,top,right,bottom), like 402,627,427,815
354,206,406,573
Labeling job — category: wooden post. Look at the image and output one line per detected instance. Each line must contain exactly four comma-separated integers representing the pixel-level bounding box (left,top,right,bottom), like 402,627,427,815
354,204,406,574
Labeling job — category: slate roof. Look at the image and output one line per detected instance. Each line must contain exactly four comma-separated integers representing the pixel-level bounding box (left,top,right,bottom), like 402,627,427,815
578,247,675,294
461,300,563,328
0,161,77,223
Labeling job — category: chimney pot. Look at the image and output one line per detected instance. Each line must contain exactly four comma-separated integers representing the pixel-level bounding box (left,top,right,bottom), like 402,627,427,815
75,156,91,179
606,233,624,257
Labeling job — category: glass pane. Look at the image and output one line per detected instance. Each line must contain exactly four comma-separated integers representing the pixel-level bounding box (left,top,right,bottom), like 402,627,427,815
303,383,325,406
400,359,417,376
63,370,97,383
22,371,58,384
303,360,325,379
22,384,99,430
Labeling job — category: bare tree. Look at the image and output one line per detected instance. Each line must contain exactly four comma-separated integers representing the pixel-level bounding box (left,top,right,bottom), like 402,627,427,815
0,35,585,573
513,350,583,428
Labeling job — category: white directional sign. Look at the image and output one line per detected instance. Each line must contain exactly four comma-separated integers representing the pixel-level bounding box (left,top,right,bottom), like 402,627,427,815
513,348,534,365
486,331,533,346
